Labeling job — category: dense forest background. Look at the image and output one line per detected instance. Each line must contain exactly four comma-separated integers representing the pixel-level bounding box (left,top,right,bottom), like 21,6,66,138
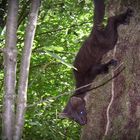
0,0,139,140
0,0,93,139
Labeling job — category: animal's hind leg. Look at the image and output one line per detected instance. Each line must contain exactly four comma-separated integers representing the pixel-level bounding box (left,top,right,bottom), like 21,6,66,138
108,8,133,27
116,8,133,25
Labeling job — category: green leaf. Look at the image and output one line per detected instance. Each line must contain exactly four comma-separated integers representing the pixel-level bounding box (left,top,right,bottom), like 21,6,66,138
45,50,77,70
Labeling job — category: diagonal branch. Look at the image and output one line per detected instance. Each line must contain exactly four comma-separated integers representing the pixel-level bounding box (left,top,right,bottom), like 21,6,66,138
27,64,124,108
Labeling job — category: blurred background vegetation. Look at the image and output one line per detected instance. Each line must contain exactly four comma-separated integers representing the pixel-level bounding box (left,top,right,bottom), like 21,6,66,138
0,0,94,139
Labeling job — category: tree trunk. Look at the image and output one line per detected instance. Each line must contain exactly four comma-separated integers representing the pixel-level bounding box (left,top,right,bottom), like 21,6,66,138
2,0,18,139
13,0,40,139
81,0,140,140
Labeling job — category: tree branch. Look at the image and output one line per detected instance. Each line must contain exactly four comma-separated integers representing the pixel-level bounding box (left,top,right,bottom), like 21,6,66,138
17,0,30,27
27,64,124,108
13,0,40,139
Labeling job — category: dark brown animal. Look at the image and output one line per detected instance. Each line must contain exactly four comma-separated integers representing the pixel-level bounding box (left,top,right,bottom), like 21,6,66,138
60,0,133,125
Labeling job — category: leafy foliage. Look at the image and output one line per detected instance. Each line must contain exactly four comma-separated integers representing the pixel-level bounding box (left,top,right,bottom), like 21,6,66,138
0,0,93,139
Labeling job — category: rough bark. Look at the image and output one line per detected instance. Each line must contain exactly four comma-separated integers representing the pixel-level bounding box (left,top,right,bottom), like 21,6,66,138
13,0,40,139
2,0,18,139
81,0,140,140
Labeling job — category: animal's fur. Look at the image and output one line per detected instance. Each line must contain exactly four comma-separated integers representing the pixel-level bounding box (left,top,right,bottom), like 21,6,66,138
60,0,133,125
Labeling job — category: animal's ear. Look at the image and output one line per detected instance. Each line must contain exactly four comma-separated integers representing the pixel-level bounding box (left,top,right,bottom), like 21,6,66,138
70,96,82,108
59,113,68,118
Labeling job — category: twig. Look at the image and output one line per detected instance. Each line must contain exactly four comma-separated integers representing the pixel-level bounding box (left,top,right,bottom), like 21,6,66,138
0,63,124,108
84,64,124,94
27,63,124,108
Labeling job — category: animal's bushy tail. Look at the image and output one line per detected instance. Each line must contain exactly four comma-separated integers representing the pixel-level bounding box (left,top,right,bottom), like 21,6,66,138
93,0,105,27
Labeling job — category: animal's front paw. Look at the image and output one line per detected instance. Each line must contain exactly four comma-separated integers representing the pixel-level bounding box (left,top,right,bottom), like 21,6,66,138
126,8,134,17
124,8,134,24
101,65,109,74
109,59,118,67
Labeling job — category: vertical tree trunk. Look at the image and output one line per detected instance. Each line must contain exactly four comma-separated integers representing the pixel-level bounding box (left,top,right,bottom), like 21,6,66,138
81,0,140,140
13,0,40,139
2,0,18,139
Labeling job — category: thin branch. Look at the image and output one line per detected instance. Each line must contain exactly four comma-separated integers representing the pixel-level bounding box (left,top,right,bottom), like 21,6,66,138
17,0,30,27
27,64,124,108
30,61,57,70
0,64,125,109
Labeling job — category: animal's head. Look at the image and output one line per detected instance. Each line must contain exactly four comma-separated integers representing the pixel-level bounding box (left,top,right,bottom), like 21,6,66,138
60,96,87,125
